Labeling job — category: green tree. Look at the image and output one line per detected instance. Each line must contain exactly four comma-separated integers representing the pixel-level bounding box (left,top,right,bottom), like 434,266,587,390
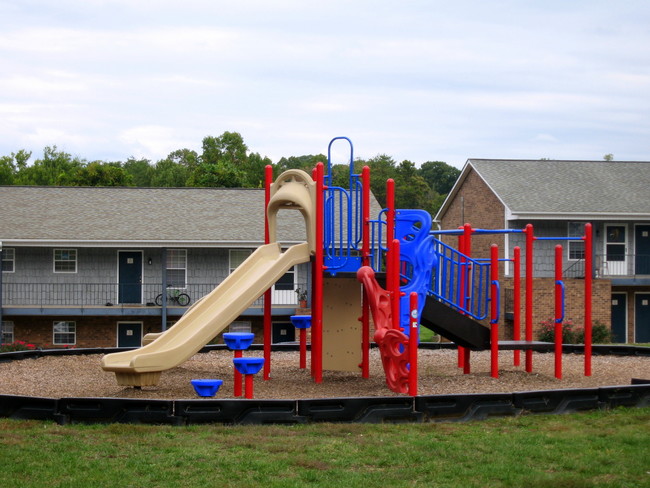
190,133,249,187
71,161,131,186
243,152,272,187
394,160,435,211
275,154,326,174
364,154,398,207
123,157,154,187
419,160,460,195
15,146,82,185
151,158,190,187
0,156,16,184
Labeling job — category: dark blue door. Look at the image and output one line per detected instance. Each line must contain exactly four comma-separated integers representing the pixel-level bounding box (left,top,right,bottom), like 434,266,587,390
635,293,650,343
611,293,627,343
272,322,295,343
635,225,650,275
118,251,142,304
118,322,142,347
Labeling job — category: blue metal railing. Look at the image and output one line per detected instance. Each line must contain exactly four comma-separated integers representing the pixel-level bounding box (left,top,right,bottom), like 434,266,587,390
430,238,491,321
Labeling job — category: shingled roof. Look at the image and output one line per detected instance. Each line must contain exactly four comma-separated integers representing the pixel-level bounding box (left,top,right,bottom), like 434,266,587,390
0,186,300,247
1,185,384,247
438,159,650,221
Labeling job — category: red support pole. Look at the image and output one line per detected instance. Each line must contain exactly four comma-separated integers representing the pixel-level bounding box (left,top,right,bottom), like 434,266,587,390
584,223,593,376
312,163,324,383
361,166,371,378
234,350,243,397
457,229,466,370
408,292,418,396
554,245,563,380
386,179,395,248
524,224,534,373
244,374,254,399
385,180,400,331
390,239,401,330
513,246,521,366
463,224,473,374
299,328,307,369
263,165,273,380
490,244,499,378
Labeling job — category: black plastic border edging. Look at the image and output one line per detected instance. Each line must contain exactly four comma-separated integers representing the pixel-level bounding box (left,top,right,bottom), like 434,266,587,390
0,345,649,425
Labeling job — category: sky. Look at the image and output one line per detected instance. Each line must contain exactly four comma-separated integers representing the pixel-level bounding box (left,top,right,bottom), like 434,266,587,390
1,1,649,169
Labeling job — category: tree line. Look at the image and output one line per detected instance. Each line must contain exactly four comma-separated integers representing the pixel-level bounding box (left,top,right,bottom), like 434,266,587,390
0,131,460,216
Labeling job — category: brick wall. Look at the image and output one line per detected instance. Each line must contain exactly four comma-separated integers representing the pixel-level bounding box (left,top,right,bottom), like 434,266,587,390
502,278,611,340
438,167,506,259
7,314,274,348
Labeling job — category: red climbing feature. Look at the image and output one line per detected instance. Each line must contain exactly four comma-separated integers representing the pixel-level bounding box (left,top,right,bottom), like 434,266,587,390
356,266,410,394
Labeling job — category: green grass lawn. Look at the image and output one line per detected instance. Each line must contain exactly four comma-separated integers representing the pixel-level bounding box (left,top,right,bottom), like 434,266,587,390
1,408,648,487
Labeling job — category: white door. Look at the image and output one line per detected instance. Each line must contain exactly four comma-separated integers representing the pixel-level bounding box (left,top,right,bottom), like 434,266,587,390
604,224,627,275
272,267,297,305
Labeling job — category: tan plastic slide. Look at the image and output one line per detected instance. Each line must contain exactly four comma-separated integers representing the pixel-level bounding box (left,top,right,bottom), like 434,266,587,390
101,242,311,386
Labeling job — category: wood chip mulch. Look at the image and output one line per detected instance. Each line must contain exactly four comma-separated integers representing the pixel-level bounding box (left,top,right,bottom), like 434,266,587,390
1,349,649,400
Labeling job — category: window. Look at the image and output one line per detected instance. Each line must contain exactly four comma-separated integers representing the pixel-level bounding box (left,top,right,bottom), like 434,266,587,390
229,249,252,273
229,321,252,333
1,321,14,344
2,248,15,273
54,249,77,273
166,249,187,288
568,222,585,261
275,268,295,291
53,321,76,345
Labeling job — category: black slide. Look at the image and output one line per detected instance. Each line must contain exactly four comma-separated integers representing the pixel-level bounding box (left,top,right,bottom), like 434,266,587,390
420,296,490,350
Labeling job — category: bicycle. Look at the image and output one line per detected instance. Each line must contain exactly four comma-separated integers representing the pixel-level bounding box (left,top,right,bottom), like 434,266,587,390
155,287,191,306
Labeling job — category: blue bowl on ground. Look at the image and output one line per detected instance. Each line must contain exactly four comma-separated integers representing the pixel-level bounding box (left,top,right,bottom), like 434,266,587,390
290,315,312,329
232,357,265,375
222,332,255,350
190,379,223,397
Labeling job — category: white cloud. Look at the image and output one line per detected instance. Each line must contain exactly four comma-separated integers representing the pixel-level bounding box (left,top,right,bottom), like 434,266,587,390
0,1,649,167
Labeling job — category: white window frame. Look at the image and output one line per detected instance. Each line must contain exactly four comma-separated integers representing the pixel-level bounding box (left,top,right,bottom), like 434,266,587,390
1,321,14,344
229,249,252,273
53,249,77,273
567,222,585,261
229,320,252,333
166,249,187,288
53,321,76,345
2,248,15,273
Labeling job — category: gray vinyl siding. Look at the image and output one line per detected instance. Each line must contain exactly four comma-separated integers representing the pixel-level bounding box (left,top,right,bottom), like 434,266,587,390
2,246,309,305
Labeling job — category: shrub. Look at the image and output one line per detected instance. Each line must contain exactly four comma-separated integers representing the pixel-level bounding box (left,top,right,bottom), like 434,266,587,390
0,340,37,353
538,319,612,344
574,320,612,344
537,318,576,343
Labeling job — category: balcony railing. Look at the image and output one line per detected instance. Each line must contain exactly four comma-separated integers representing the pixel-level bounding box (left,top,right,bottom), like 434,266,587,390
595,254,650,277
1,282,309,308
562,254,650,278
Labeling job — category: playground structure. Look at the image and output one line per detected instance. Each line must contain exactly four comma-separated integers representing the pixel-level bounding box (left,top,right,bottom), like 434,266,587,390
101,137,595,397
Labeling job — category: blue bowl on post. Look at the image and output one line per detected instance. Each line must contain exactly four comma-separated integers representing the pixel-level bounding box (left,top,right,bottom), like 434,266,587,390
232,357,265,375
190,379,223,397
290,315,312,329
222,332,255,350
